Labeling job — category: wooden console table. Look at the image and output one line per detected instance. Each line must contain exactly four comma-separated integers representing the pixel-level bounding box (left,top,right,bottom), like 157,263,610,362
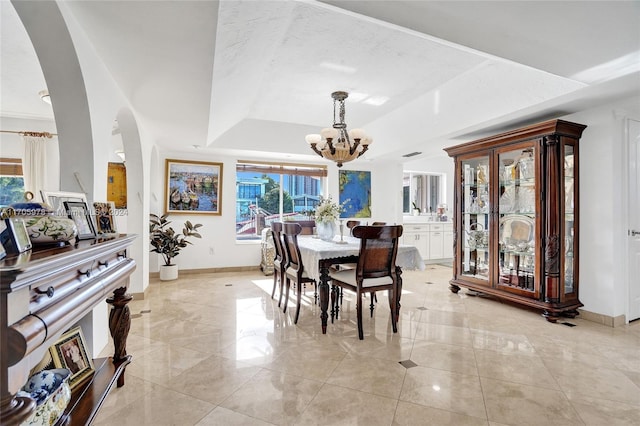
0,234,136,425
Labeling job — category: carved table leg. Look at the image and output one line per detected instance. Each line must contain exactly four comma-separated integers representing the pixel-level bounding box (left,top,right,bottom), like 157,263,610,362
319,263,330,334
106,287,132,387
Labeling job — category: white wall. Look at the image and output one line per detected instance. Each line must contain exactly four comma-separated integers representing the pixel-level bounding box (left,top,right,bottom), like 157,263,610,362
149,151,404,272
563,96,639,319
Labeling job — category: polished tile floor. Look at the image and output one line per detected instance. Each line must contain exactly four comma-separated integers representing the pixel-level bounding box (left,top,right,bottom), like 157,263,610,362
95,266,640,425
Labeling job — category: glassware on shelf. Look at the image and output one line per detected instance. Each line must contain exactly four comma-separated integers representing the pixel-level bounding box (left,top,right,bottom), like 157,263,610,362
517,149,535,180
477,164,489,184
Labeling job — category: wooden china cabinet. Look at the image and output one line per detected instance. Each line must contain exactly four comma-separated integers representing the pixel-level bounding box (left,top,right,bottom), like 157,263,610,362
444,119,586,322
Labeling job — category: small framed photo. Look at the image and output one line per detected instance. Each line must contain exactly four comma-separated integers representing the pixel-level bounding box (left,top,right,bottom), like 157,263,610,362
64,201,96,240
165,159,223,215
0,217,32,254
50,326,94,390
93,201,117,234
40,190,87,216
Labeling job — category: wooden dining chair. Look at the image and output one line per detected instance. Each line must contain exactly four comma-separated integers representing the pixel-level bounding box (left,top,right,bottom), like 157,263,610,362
281,222,317,324
346,220,361,236
270,222,287,307
329,225,403,340
371,221,386,226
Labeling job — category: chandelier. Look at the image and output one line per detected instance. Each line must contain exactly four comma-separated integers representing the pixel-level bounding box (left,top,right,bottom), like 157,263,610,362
305,91,372,167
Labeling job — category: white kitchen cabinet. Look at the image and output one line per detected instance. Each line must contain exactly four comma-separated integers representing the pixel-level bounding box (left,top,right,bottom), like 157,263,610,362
402,221,453,261
402,223,429,259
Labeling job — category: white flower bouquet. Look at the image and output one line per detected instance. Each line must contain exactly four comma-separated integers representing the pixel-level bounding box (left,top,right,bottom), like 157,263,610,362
314,196,348,224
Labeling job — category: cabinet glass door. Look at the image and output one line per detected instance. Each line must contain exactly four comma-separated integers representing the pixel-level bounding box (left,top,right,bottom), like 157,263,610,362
497,146,536,291
564,144,575,294
461,156,490,280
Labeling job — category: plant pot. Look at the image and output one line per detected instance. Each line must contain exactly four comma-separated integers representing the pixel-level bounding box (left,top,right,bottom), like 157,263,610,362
160,264,178,281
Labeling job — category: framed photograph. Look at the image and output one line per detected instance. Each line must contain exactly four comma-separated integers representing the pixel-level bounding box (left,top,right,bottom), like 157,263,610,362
40,190,87,216
64,201,96,240
93,201,117,234
0,218,32,254
49,326,94,390
165,159,223,215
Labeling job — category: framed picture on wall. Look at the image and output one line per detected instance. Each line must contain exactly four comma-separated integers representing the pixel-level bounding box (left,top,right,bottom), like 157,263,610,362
93,201,117,234
64,201,96,240
49,326,94,390
338,170,371,218
164,159,223,215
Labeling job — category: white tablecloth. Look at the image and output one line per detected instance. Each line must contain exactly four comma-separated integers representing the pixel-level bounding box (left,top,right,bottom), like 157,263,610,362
296,235,425,281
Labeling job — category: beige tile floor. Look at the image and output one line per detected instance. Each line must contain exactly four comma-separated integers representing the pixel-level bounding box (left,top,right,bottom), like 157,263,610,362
94,266,640,425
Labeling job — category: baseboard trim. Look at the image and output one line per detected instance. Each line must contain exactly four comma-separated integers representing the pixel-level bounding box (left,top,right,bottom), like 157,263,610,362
149,265,259,280
578,309,626,327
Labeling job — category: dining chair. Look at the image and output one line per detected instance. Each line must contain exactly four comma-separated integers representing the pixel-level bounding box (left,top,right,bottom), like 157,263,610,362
270,222,287,307
281,222,317,324
329,225,403,340
371,221,386,226
346,220,361,236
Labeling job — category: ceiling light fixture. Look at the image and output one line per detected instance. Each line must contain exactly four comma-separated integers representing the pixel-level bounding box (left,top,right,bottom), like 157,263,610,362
38,90,51,105
305,91,372,167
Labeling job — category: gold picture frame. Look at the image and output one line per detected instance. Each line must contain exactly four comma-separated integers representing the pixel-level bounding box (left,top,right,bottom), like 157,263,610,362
49,326,94,390
93,201,117,234
165,159,223,215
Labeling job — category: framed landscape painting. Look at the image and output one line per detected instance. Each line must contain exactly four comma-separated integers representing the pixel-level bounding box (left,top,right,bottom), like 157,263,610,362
339,170,371,218
165,159,223,215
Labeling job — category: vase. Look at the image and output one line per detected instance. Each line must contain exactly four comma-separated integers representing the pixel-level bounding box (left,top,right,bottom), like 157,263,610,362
316,221,335,241
160,264,178,281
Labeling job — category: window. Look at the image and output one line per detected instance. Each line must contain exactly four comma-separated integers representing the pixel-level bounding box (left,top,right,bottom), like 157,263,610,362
236,161,327,240
0,158,25,207
402,172,444,215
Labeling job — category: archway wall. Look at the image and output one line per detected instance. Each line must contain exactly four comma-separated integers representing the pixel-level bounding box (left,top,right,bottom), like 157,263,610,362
12,1,153,351
54,0,153,297
13,1,94,198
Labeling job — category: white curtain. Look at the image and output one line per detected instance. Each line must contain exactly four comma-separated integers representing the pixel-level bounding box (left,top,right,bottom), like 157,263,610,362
21,135,48,202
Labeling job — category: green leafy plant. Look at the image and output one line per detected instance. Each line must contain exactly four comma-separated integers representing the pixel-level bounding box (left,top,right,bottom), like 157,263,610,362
149,213,203,266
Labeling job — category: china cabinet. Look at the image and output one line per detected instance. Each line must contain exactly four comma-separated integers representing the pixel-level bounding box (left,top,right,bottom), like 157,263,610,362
444,119,585,322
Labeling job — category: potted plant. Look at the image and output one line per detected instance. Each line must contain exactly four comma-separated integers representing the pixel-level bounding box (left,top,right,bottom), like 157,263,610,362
149,213,203,280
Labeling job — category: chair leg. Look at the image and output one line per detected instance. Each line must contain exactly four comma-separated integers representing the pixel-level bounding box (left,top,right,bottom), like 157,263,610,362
271,271,278,300
356,288,364,340
278,270,285,307
294,281,302,324
388,285,398,333
283,277,291,313
369,291,375,317
314,281,318,305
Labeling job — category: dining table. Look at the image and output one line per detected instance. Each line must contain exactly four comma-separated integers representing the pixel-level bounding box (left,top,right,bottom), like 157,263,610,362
296,234,425,333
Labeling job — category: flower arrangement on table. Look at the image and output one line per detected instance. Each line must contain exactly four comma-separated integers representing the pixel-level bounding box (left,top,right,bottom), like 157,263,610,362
314,196,348,224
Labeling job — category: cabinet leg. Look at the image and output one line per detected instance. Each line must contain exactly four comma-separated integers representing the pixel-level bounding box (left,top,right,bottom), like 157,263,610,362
449,284,460,294
563,309,579,319
542,310,560,323
106,287,133,365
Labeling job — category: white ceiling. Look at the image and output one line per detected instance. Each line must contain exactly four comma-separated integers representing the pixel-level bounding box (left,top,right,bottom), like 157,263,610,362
2,0,639,163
